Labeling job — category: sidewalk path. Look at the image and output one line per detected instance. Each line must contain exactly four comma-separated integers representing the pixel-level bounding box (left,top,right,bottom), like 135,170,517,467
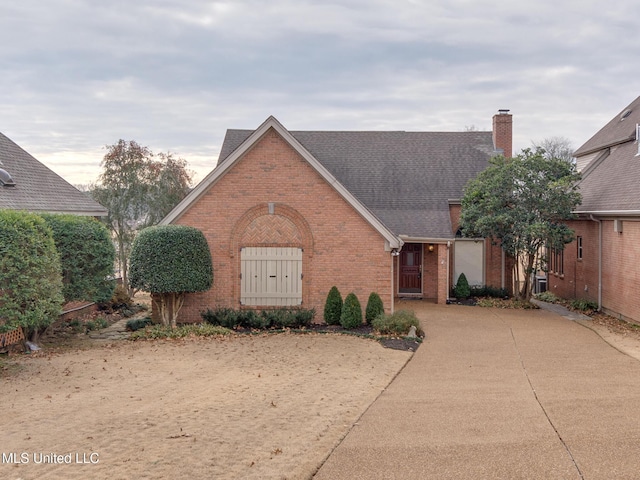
314,302,640,479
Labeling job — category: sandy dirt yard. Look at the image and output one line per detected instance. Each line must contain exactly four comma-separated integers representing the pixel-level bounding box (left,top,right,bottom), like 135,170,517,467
1,332,411,480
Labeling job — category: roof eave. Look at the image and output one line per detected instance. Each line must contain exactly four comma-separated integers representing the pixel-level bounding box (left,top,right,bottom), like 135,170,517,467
574,210,640,217
574,134,635,157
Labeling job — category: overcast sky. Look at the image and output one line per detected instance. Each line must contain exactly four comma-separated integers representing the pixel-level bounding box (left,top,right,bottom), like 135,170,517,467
2,0,639,185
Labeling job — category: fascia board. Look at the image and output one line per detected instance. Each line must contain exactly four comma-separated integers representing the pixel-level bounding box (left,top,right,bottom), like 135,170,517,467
574,210,640,217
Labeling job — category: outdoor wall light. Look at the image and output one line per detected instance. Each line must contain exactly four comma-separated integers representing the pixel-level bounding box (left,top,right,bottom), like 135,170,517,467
428,244,435,252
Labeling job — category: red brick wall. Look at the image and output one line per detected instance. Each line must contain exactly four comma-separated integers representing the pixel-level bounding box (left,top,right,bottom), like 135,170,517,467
551,219,640,324
174,128,392,323
602,220,640,322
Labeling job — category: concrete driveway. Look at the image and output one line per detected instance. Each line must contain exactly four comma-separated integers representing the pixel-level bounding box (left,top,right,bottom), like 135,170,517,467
313,302,640,479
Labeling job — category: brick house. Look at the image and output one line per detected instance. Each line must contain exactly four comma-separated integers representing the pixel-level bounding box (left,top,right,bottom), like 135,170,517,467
161,112,513,323
547,96,640,324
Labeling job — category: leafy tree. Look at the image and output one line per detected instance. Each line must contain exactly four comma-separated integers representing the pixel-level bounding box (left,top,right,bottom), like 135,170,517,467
0,211,64,341
532,136,574,163
340,292,363,329
145,152,193,226
129,225,213,328
41,214,116,303
90,140,193,294
323,286,343,325
365,292,384,324
460,149,581,300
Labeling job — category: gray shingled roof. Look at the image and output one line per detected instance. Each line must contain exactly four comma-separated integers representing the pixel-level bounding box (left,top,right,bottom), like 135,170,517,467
574,96,640,213
574,96,640,157
219,128,495,238
577,133,640,212
0,132,108,216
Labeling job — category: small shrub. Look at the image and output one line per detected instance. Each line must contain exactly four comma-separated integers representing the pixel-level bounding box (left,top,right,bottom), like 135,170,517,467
570,299,599,313
469,285,509,298
110,284,133,309
372,310,421,336
201,307,316,330
85,317,109,331
535,291,559,303
340,293,362,329
324,286,343,325
454,273,471,299
241,310,268,329
365,293,384,324
126,317,153,332
294,308,315,327
129,323,232,340
201,307,239,329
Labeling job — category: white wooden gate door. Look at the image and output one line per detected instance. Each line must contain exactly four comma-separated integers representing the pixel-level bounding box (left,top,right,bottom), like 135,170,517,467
240,247,303,306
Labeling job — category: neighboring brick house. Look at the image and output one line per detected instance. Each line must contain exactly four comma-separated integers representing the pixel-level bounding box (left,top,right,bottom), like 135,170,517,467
0,132,107,216
548,96,640,324
162,112,514,323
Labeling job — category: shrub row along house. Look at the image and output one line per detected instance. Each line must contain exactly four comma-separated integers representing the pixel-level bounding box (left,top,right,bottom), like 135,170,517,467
549,96,640,324
161,112,515,322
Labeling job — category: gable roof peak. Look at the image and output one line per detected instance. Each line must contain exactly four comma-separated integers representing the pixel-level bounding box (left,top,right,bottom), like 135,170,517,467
574,96,640,157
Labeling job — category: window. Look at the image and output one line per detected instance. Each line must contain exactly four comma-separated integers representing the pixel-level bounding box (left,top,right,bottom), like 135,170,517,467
548,247,564,276
577,236,583,260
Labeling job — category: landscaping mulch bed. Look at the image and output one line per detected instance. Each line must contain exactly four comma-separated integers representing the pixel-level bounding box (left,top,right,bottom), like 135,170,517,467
301,323,422,352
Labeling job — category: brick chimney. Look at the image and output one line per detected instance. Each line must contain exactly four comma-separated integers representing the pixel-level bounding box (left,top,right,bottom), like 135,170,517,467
492,109,513,158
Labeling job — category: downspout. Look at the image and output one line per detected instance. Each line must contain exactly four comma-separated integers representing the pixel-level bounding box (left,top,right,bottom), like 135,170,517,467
501,248,505,290
589,215,603,311
446,241,451,301
391,251,395,314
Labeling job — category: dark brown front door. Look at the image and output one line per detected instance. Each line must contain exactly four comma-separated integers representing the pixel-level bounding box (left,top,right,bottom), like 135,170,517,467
399,243,422,294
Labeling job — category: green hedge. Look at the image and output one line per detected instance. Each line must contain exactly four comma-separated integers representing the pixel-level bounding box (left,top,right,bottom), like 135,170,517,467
0,211,64,338
41,213,116,303
201,307,316,329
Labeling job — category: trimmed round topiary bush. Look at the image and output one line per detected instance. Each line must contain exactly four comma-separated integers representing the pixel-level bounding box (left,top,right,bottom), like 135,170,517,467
324,286,343,325
340,292,363,329
129,225,213,328
365,292,384,324
454,272,471,299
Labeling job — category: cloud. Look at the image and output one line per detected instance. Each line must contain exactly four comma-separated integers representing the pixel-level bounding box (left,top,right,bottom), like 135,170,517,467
1,0,640,184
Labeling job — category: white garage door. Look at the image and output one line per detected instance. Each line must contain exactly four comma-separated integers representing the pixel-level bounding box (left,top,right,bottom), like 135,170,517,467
240,247,303,306
454,240,484,287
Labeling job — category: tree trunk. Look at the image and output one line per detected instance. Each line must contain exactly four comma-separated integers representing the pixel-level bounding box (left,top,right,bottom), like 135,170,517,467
153,292,186,329
519,253,535,301
169,293,185,329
